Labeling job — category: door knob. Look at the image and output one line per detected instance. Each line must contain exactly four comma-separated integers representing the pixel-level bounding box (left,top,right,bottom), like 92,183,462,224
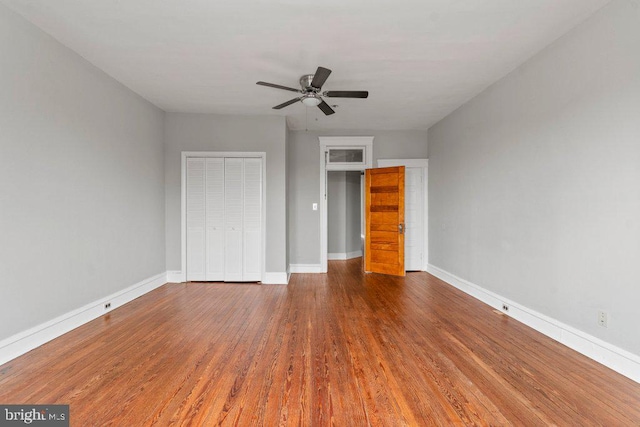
398,223,404,234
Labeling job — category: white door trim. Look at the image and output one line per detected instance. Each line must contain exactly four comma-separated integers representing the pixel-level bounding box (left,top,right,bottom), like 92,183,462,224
377,159,428,271
319,137,373,273
181,151,266,282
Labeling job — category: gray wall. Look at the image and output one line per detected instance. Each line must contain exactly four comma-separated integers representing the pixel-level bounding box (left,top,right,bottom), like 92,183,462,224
428,0,640,355
0,5,165,340
328,171,362,256
164,113,287,275
345,171,362,254
328,172,347,254
288,129,427,264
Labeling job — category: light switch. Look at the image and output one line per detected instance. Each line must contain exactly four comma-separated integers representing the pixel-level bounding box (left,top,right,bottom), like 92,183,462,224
312,203,318,211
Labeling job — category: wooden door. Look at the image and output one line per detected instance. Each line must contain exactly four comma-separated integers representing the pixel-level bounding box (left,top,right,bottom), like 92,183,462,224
364,166,405,276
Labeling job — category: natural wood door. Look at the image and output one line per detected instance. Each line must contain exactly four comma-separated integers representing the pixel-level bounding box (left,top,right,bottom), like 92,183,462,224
365,166,405,276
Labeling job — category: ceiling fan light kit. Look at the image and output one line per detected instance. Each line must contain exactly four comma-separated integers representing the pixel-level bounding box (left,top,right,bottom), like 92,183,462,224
256,66,369,116
301,95,321,107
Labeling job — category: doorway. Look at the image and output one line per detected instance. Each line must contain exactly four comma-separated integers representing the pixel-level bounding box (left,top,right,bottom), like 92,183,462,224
319,137,374,273
327,171,363,260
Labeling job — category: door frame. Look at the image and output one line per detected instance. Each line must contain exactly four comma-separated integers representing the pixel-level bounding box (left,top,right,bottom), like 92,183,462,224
181,151,266,282
319,137,373,273
377,159,428,271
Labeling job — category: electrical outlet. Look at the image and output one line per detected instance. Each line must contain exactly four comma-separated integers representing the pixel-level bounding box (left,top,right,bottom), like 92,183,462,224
502,304,509,312
598,310,608,328
104,302,111,310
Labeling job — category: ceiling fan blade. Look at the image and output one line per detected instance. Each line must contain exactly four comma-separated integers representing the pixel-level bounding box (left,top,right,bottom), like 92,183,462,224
317,100,335,116
273,97,301,109
324,91,369,98
257,81,301,93
311,67,332,89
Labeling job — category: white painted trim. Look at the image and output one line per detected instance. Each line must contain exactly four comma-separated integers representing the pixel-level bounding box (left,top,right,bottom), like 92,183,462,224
377,158,428,168
427,264,640,384
377,159,429,271
262,272,288,285
181,152,267,283
290,264,323,273
348,249,363,259
328,250,363,260
319,137,374,273
0,272,167,366
166,270,185,283
423,162,429,271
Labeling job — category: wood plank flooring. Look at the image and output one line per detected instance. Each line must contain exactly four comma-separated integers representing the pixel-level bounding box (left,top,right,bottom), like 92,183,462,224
1,258,639,426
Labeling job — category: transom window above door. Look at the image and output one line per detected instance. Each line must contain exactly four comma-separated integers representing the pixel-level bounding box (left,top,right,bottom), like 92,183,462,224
320,136,373,172
327,147,365,165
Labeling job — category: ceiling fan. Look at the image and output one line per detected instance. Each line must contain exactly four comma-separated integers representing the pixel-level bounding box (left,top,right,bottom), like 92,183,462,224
256,66,369,116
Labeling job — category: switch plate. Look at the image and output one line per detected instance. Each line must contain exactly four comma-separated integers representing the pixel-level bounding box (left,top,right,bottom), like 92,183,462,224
312,203,318,211
598,310,608,328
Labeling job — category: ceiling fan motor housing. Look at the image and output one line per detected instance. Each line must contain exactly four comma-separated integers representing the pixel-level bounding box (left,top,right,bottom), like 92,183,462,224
300,74,319,92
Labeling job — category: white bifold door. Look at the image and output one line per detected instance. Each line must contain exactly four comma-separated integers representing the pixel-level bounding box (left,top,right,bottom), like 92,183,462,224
186,157,262,282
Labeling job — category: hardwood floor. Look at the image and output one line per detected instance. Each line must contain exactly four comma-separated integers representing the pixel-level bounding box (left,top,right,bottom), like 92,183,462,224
1,258,639,426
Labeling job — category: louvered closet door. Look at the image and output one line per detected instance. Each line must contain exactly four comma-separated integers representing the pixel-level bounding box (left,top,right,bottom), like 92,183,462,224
186,158,206,281
243,158,262,281
205,158,225,280
224,158,244,281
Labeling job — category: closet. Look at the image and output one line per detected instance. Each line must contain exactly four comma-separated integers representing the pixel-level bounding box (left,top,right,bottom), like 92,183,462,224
186,156,263,282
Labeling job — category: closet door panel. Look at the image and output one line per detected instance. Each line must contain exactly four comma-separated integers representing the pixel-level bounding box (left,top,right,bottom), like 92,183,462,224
243,158,262,280
404,167,423,271
243,230,261,280
205,158,225,280
224,158,244,281
186,158,206,281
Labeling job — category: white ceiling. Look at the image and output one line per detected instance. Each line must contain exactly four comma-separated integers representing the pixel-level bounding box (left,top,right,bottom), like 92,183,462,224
3,0,610,131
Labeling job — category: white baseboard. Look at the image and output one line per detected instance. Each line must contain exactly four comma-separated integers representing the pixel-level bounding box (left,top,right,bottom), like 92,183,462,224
0,272,167,366
262,272,288,285
289,264,323,273
328,250,363,260
427,264,640,384
166,270,185,283
170,270,289,284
